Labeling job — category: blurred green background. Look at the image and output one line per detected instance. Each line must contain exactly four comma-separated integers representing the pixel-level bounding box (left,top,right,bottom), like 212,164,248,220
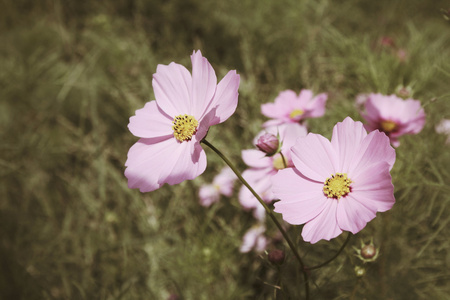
1,0,449,299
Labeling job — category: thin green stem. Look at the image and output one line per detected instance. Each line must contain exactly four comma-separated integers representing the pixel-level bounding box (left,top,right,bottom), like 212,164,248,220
202,139,309,299
306,232,352,271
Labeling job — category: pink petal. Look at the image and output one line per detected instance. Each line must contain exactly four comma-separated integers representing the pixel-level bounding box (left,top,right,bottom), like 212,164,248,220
297,89,314,107
330,117,368,173
351,162,395,212
349,129,396,175
301,199,342,244
242,149,272,168
190,50,218,119
125,138,206,192
207,70,240,125
273,168,330,225
153,62,192,116
291,133,338,182
303,93,327,118
199,184,220,207
262,119,284,128
128,101,174,139
336,194,377,234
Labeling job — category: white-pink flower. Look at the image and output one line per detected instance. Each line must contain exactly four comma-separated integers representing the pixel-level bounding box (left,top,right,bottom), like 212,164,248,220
239,123,307,220
261,89,327,128
125,50,240,192
199,167,236,207
436,119,450,144
240,224,268,253
360,93,425,147
272,117,396,244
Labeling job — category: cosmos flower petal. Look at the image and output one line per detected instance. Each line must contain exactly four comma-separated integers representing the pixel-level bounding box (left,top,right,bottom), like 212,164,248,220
336,194,377,234
261,90,297,120
199,184,220,207
207,70,240,125
301,200,342,244
349,129,396,174
291,133,338,181
273,169,329,224
125,137,174,192
125,138,207,192
153,62,192,116
190,50,218,119
242,149,273,168
304,93,328,118
331,117,368,172
128,101,174,139
156,139,207,185
351,162,395,212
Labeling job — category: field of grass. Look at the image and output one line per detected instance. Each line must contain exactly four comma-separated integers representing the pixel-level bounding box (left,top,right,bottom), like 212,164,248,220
1,0,450,299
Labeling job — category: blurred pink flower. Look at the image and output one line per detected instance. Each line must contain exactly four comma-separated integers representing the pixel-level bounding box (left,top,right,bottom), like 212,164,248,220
361,93,425,147
436,119,450,144
261,89,327,128
199,167,236,207
125,50,240,192
239,123,307,220
240,224,268,253
272,117,396,244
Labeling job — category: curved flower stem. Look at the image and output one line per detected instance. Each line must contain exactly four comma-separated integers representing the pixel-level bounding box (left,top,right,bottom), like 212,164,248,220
305,232,352,271
202,139,309,299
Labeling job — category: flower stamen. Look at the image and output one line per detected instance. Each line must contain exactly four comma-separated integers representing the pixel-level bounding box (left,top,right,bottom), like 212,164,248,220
172,114,198,142
380,120,398,133
323,173,352,199
289,108,304,119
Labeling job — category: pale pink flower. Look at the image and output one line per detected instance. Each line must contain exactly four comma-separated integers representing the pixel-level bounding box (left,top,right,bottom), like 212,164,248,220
436,119,450,144
240,224,268,253
239,123,307,220
361,93,425,147
272,117,396,244
125,50,240,192
199,167,236,207
261,89,327,128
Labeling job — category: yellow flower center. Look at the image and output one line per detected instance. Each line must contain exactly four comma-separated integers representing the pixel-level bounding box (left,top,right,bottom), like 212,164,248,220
172,114,199,142
289,108,304,119
272,154,287,170
380,120,398,133
323,173,352,199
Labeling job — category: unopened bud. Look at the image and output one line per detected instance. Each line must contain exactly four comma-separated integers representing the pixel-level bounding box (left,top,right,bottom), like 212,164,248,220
354,266,366,277
354,238,380,263
268,249,285,265
395,85,413,99
256,133,280,156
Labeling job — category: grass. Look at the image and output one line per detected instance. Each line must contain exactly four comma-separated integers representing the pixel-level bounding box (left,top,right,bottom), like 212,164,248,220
1,0,449,299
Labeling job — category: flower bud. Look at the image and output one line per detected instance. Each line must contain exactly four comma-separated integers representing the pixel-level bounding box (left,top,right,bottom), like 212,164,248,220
256,133,280,156
395,85,413,99
353,238,380,263
354,266,366,277
268,249,285,265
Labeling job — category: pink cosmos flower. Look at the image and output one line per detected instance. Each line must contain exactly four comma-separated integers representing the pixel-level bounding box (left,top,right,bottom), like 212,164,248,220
360,93,425,147
125,50,240,192
198,167,236,207
261,89,327,128
272,117,396,244
240,224,268,253
239,123,307,220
